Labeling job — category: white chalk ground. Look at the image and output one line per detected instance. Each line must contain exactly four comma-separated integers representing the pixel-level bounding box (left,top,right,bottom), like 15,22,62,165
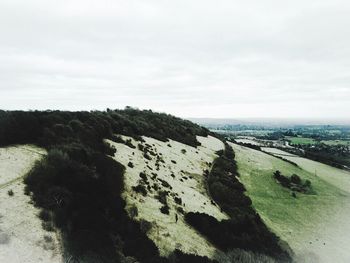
107,135,227,258
260,146,350,263
0,145,62,263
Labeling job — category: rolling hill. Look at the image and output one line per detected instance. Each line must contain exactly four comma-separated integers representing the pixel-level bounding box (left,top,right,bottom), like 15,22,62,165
0,109,320,263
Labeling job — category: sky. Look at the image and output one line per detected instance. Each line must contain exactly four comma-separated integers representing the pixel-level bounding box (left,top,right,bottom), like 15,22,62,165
0,0,350,119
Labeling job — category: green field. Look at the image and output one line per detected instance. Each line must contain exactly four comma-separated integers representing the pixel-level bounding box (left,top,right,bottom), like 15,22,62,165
321,140,350,146
230,143,350,262
286,136,350,146
285,136,317,145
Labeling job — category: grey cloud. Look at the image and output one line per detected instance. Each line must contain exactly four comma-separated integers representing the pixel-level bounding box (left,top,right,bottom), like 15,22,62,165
0,0,349,118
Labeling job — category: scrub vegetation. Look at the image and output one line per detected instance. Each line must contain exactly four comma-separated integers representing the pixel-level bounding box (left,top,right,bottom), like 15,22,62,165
185,143,291,262
0,109,291,262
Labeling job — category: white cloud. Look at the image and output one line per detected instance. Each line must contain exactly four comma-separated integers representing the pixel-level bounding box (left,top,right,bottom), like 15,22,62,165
0,0,349,118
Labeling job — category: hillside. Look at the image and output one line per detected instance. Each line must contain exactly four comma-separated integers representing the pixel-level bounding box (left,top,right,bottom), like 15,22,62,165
0,109,291,263
0,145,62,263
230,143,350,262
107,135,227,257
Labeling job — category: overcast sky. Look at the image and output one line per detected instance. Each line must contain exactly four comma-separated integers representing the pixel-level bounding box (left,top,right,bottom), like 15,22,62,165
1,0,350,118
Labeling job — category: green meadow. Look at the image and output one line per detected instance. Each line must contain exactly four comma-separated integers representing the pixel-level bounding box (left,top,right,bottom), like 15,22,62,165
285,136,317,145
230,142,350,262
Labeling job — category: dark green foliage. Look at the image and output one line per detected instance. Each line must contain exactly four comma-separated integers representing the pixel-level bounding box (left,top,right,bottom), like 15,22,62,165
138,143,144,151
191,143,291,262
155,190,168,205
42,221,55,232
174,196,182,205
158,178,172,189
168,249,217,263
125,139,136,149
290,174,301,185
132,184,148,196
139,172,148,182
128,161,134,168
7,189,14,196
144,152,152,160
0,109,208,148
24,145,167,262
273,171,312,193
160,205,170,215
0,109,290,262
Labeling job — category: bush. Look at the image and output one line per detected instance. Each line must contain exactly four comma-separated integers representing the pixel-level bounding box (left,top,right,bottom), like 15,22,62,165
155,190,168,205
273,171,312,193
132,184,148,196
201,143,291,261
160,205,170,215
290,174,301,185
7,189,14,196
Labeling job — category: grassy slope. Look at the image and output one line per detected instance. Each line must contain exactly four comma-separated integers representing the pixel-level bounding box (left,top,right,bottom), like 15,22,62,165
0,145,62,263
230,143,350,262
107,135,227,258
262,147,350,193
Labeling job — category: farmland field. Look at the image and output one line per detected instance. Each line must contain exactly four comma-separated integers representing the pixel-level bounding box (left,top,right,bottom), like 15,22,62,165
285,136,316,145
230,143,350,263
321,140,350,146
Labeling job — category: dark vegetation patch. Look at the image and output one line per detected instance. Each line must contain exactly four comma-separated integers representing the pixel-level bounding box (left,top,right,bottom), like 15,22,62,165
273,170,312,194
7,189,14,196
158,178,172,189
299,144,350,170
132,184,148,196
186,143,292,262
139,172,148,182
160,205,170,215
125,139,136,149
155,190,169,205
0,108,210,262
169,249,217,263
174,196,182,205
0,108,208,148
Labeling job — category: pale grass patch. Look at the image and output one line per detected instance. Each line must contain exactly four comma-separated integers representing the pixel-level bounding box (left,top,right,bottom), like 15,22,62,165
0,145,62,263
